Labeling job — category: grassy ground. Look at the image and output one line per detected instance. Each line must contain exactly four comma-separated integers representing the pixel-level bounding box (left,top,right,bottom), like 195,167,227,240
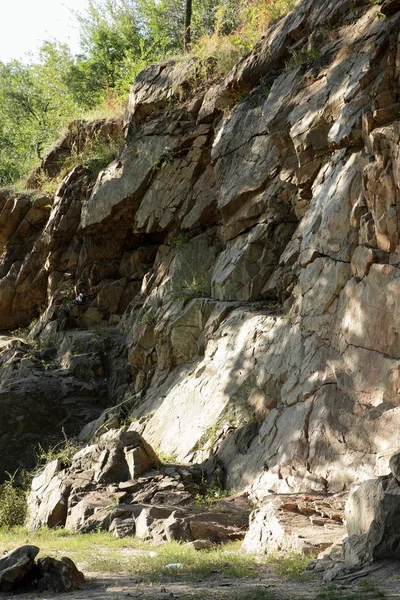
0,529,387,599
0,528,257,581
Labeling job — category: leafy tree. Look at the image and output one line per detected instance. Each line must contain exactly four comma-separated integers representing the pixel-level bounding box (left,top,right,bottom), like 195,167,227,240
0,0,297,186
67,0,145,105
0,43,80,185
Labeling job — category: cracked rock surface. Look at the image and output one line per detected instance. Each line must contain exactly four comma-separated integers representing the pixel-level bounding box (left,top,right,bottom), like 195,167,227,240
0,0,400,536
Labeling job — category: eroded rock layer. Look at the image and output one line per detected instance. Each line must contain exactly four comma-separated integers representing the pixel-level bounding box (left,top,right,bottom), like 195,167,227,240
0,0,400,502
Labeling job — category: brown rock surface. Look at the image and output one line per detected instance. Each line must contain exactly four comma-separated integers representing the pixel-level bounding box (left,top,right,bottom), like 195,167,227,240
1,0,400,547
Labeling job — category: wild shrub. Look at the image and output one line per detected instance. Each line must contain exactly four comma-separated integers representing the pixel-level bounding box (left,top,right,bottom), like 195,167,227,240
36,439,81,470
0,472,29,529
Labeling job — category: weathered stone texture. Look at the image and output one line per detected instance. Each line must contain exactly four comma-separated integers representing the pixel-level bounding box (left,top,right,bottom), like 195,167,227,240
1,0,400,513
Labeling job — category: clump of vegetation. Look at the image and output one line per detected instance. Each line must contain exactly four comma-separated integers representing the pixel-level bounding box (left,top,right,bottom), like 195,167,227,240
195,485,233,506
172,274,212,300
267,552,311,581
285,47,321,71
64,134,120,177
0,0,298,188
157,450,178,463
36,439,81,470
0,472,29,529
138,312,155,325
172,232,191,248
192,0,296,79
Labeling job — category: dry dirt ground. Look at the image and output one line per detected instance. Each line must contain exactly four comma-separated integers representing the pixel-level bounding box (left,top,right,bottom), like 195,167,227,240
6,564,400,600
1,567,322,600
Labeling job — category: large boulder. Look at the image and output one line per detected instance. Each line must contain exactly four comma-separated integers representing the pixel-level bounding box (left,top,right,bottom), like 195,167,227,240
242,494,345,556
0,546,84,594
36,556,85,593
26,459,70,531
0,545,39,592
344,477,390,537
343,452,400,565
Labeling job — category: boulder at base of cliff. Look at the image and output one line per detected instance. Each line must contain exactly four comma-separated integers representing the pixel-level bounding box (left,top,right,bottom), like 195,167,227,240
0,545,39,592
242,493,346,556
0,546,84,593
342,455,400,566
308,450,400,582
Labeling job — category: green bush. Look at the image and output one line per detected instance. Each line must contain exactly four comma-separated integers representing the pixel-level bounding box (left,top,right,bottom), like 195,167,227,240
0,473,28,529
36,439,81,469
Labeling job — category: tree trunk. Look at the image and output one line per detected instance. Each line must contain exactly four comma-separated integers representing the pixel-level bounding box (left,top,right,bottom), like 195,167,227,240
184,0,192,50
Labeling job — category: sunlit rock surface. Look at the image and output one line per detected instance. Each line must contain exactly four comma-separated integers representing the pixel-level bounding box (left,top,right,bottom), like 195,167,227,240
0,0,400,508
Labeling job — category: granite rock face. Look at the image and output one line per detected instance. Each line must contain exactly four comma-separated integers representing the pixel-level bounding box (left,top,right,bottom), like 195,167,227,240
0,0,400,518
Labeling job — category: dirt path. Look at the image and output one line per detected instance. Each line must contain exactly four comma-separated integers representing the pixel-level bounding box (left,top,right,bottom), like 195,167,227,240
7,568,322,600
9,565,400,600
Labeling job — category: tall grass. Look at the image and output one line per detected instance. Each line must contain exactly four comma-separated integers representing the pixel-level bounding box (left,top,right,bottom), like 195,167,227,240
191,0,297,78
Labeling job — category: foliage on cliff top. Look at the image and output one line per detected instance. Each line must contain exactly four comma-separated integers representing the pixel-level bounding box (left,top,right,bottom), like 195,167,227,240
0,0,296,187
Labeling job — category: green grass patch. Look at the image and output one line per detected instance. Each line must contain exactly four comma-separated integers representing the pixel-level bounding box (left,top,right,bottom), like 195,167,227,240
0,530,257,581
36,439,82,469
267,552,312,581
93,540,258,581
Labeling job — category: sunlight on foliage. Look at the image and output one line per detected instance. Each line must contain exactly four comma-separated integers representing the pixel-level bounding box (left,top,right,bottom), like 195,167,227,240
0,0,298,186
0,530,256,581
0,473,28,529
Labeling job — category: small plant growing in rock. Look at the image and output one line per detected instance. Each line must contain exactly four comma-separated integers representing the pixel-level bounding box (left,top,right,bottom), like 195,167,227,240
172,274,212,300
138,311,155,325
157,450,177,464
285,47,321,70
172,232,190,248
152,147,177,171
36,439,81,470
120,415,138,429
194,485,233,506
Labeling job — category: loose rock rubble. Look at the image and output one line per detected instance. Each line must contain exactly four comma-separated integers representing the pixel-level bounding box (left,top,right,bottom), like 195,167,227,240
26,428,250,545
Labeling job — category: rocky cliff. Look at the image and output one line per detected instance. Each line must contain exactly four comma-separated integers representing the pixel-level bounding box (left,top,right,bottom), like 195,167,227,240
1,0,400,509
